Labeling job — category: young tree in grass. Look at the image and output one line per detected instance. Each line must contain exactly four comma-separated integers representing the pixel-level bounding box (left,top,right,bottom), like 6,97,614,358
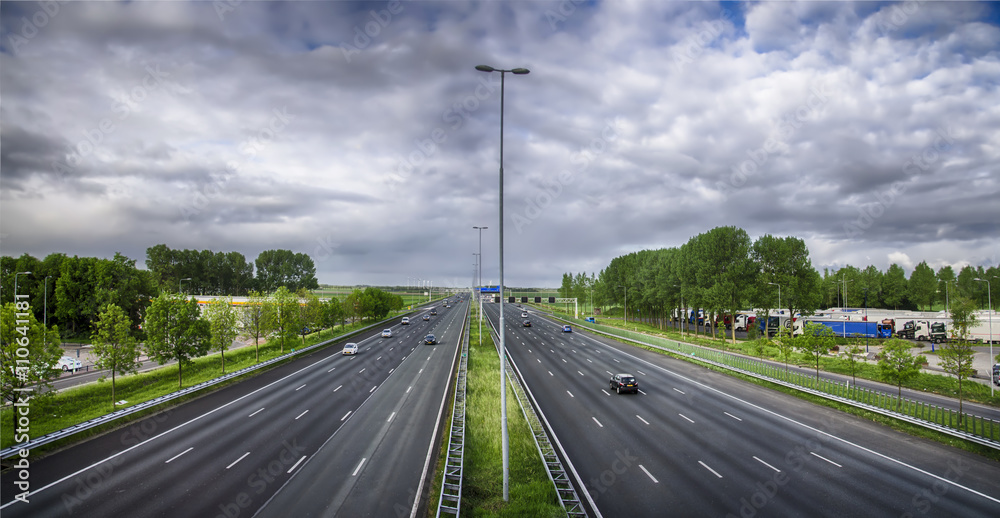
239,291,274,363
323,297,345,330
204,297,238,374
842,343,863,385
797,322,836,378
272,286,301,353
940,297,979,418
1,302,62,430
92,303,142,409
878,338,924,410
775,328,795,375
144,292,211,389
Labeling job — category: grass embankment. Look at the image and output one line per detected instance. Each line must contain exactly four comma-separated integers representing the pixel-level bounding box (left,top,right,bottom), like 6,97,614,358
542,304,1000,407
459,304,563,517
0,322,370,452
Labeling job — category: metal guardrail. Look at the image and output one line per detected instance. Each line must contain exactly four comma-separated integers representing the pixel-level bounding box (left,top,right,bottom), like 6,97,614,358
486,314,589,517
0,320,391,459
551,314,1000,451
436,307,470,516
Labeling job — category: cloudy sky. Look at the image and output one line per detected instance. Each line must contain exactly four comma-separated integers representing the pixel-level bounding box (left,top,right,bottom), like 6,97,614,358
1,1,998,288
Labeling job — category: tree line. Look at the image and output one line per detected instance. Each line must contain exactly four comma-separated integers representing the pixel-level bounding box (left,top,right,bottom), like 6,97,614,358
562,226,999,344
1,245,320,338
1,286,402,412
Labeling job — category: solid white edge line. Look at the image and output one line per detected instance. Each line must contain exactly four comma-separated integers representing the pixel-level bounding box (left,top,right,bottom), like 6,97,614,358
226,452,251,470
639,464,659,483
699,460,723,478
352,457,367,476
164,447,193,464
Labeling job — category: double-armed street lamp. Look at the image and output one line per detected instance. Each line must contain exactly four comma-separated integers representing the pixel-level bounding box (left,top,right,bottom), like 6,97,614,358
15,271,32,298
475,63,528,502
975,277,996,396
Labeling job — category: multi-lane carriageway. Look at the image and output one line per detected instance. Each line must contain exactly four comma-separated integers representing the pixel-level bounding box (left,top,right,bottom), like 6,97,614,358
0,297,469,518
483,303,1000,517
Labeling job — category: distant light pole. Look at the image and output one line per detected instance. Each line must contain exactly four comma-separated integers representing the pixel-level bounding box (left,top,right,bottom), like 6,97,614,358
180,277,192,296
476,63,529,502
863,287,870,353
767,282,782,316
44,275,52,347
673,284,684,336
14,271,32,299
618,285,628,325
974,277,994,396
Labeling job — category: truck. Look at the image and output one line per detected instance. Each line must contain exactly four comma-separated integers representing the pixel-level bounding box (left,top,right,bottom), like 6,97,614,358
803,318,895,339
913,321,948,343
896,320,915,340
759,315,801,337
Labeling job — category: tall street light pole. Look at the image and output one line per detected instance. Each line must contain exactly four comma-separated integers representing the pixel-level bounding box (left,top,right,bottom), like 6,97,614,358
617,285,628,326
767,282,781,316
673,284,684,337
44,275,52,347
476,63,528,502
14,271,32,300
975,277,994,396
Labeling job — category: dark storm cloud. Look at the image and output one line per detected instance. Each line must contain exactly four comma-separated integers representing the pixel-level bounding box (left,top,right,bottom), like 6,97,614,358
1,1,998,286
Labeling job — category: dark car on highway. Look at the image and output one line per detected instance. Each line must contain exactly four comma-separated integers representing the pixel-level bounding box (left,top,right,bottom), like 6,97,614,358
523,320,531,327
424,334,436,345
610,373,638,394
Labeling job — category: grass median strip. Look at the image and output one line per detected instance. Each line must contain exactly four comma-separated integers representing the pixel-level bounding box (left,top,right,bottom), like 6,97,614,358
460,305,563,517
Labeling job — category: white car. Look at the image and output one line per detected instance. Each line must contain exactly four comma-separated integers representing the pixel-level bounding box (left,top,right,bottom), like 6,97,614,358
342,343,359,355
54,356,82,372
521,312,528,318
401,317,410,325
381,329,392,338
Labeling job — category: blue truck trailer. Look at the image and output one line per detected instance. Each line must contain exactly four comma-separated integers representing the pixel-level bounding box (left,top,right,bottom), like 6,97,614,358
805,318,895,338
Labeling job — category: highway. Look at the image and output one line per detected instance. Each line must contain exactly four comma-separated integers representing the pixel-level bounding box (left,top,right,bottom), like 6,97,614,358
0,297,468,518
485,303,1000,517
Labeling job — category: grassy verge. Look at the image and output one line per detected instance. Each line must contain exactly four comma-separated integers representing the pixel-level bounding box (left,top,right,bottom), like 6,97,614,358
0,322,371,452
460,304,563,517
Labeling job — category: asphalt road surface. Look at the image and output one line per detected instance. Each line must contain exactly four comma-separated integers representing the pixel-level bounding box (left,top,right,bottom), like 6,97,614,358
1,297,468,518
486,304,1000,517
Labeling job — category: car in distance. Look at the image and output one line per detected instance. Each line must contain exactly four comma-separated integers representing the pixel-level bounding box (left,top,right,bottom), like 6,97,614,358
610,373,638,394
562,325,572,333
401,317,410,325
54,356,82,372
523,320,531,327
381,329,393,338
585,317,596,323
423,314,431,321
424,334,437,345
342,343,359,355
521,312,528,318
430,309,437,315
